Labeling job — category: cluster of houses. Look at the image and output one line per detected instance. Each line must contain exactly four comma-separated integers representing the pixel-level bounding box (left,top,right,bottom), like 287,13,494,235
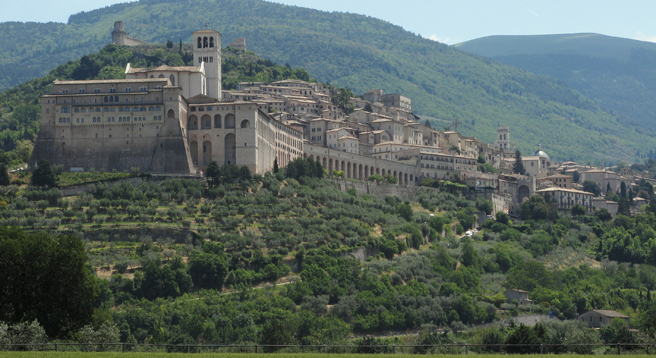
504,289,631,328
236,77,653,217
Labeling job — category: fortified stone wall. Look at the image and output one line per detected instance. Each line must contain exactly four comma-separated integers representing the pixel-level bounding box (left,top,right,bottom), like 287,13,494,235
327,178,438,202
304,143,419,186
30,80,194,174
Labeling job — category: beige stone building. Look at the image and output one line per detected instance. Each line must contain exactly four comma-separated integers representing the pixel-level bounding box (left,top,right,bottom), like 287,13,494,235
580,169,629,194
504,289,533,305
592,198,619,216
30,78,194,173
578,310,629,328
538,174,572,189
535,187,594,214
30,29,302,176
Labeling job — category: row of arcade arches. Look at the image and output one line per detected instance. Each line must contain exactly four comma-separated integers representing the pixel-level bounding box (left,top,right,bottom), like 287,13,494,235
190,133,236,167
187,114,250,130
304,154,414,186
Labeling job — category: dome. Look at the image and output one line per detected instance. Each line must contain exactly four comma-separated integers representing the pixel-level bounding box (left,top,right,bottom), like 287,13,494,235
533,150,550,161
532,144,550,161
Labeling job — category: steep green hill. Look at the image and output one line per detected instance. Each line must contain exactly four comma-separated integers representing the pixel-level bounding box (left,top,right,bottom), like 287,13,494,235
457,33,656,137
1,0,655,164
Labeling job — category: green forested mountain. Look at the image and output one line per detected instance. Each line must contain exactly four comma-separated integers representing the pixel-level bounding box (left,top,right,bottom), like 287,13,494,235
1,0,655,163
456,33,656,136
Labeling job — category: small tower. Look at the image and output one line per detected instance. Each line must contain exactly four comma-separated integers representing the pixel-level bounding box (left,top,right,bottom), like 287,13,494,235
112,21,126,46
192,29,222,99
494,126,510,150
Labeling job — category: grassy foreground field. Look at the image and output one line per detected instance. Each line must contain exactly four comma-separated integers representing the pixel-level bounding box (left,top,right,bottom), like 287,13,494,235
0,354,639,358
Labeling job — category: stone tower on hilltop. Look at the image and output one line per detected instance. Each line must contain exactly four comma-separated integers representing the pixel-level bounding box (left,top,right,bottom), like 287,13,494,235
192,29,222,99
111,21,149,46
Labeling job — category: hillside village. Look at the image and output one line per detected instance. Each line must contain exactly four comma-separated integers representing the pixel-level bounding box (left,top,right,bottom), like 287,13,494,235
2,21,656,351
28,22,656,222
224,76,656,218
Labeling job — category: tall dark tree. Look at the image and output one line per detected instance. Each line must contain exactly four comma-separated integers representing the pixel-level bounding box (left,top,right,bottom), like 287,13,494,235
0,228,99,338
313,159,324,178
188,251,228,290
620,182,627,198
582,180,602,197
424,119,432,128
206,161,220,186
513,149,525,175
0,149,9,166
72,55,101,80
31,159,58,188
0,163,9,186
238,165,252,182
273,158,279,173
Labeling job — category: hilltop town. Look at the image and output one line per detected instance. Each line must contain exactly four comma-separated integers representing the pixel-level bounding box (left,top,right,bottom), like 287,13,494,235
29,22,655,220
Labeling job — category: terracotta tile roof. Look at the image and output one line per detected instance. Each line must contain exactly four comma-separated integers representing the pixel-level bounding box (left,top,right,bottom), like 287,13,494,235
587,310,629,318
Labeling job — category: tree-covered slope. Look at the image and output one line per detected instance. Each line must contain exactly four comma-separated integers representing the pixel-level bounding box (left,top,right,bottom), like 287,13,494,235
1,0,655,163
457,33,656,135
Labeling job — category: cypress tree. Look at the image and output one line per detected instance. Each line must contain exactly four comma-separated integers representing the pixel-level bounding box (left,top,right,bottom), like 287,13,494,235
0,163,9,186
513,149,525,175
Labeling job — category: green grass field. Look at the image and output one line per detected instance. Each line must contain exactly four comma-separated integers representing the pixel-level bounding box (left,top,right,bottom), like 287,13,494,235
0,354,639,358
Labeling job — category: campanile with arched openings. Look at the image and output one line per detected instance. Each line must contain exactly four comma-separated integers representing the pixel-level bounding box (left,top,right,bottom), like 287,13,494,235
192,29,222,99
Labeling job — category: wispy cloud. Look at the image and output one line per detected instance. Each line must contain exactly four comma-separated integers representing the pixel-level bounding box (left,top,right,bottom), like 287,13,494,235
636,32,656,43
427,34,453,44
528,9,539,17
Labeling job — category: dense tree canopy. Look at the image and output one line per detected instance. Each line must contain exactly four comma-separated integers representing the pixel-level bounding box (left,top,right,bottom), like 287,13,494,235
0,228,99,337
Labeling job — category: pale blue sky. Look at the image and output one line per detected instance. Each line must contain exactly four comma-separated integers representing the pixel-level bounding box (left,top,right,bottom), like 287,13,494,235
2,0,656,44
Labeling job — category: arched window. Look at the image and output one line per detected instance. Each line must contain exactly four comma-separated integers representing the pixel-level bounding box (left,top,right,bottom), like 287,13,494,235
169,74,175,86
62,106,70,113
188,115,198,130
224,113,235,128
46,108,49,114
103,96,108,103
240,119,251,128
197,37,202,48
203,36,208,48
209,37,214,48
158,74,165,78
201,114,211,129
214,114,221,128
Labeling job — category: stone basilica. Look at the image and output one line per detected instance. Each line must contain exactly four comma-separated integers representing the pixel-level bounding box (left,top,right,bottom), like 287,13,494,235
29,28,302,175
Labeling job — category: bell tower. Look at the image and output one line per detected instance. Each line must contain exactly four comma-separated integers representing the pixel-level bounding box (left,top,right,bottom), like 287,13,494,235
192,29,222,99
494,126,510,150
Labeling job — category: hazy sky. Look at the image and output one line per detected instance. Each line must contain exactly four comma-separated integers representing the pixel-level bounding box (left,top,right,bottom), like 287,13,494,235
2,0,656,44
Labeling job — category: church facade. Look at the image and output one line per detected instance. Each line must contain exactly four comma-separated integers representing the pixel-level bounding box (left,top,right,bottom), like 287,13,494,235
29,29,302,175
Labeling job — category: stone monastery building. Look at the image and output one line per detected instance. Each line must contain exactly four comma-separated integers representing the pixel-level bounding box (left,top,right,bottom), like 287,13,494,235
30,29,303,175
